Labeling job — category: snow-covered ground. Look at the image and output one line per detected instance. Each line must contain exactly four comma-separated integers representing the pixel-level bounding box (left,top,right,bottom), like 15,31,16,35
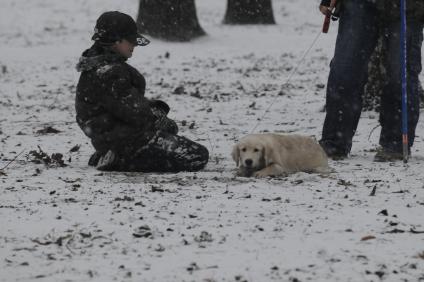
1,0,424,281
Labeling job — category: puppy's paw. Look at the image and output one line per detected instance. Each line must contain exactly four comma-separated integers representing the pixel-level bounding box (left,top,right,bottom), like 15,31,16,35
254,165,287,178
253,170,271,178
236,167,254,177
235,168,245,177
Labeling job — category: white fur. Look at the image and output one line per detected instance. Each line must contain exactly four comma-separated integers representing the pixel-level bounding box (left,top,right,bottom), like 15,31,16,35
232,133,330,177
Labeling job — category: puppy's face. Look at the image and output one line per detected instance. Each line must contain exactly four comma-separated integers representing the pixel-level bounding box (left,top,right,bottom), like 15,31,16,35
232,140,265,171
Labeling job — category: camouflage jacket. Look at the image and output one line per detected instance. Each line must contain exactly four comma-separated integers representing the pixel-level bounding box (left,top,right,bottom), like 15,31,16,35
76,44,177,153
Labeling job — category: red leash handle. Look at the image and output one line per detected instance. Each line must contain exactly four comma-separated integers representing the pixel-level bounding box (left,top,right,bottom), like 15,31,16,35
322,0,337,34
322,10,332,33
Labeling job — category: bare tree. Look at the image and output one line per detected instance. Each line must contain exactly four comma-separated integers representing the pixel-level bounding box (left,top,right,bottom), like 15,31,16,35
223,0,275,24
136,0,205,42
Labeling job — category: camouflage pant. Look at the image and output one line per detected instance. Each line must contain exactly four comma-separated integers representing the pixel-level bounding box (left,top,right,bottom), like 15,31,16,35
98,131,209,172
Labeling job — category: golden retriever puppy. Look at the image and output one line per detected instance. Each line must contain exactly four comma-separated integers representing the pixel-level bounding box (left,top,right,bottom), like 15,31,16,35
232,133,330,177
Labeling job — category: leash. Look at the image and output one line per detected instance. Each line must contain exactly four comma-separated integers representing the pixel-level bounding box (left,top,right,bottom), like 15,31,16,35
250,2,340,134
0,149,26,172
250,29,322,133
322,0,339,33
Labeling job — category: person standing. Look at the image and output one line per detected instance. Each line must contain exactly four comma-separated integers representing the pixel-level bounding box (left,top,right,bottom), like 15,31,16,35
318,0,424,161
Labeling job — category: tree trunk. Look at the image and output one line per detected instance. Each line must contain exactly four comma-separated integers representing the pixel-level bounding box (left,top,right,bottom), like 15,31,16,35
223,0,276,24
136,0,205,42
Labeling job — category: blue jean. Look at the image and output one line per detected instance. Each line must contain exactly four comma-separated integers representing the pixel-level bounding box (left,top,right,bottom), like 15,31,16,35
320,0,423,154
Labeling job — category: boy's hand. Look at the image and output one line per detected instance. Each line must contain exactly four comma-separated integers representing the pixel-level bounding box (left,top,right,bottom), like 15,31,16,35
151,107,178,134
154,115,178,134
161,118,178,135
150,100,170,114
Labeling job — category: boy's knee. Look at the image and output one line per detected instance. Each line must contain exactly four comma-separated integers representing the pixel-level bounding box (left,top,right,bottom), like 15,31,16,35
190,144,209,171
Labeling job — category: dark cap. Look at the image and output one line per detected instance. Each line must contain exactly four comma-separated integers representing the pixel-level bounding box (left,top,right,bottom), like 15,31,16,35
92,11,150,46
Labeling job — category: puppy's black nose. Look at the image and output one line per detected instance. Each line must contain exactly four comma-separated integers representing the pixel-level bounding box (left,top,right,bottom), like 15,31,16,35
245,159,253,167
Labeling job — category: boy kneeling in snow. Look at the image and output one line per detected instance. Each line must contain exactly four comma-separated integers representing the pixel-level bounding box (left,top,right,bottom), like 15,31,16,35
75,11,209,172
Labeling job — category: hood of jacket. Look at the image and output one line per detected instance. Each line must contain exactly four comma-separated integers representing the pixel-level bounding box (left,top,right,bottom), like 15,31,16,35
76,44,127,72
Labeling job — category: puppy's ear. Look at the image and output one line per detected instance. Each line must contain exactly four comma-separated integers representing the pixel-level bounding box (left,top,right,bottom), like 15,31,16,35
231,144,240,167
264,145,274,166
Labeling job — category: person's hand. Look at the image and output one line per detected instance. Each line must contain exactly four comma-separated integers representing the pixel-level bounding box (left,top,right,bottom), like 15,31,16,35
319,5,331,16
154,115,178,134
151,107,178,134
319,0,336,16
150,100,170,115
162,118,178,134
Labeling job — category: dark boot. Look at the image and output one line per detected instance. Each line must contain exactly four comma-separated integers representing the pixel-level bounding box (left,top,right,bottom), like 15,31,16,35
96,150,117,171
373,147,407,162
88,151,102,166
319,140,348,160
